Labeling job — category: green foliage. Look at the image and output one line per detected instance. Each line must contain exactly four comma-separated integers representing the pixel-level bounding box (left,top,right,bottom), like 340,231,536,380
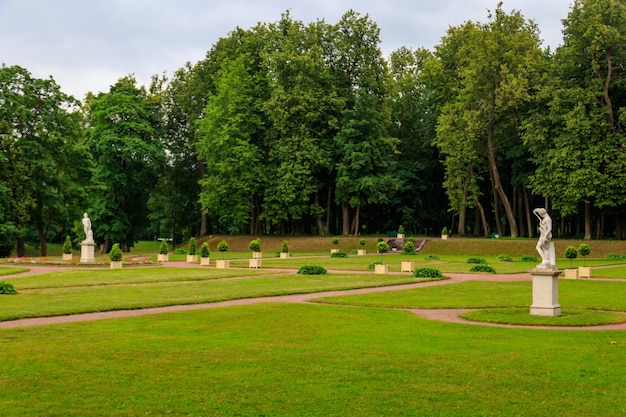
200,242,210,258
173,248,187,255
441,227,448,235
297,265,327,275
397,225,405,234
217,240,229,252
469,264,496,274
249,239,261,252
413,267,442,278
466,257,487,264
519,255,539,263
407,237,414,243
376,241,389,253
0,281,17,294
424,254,440,260
565,246,578,268
159,239,169,255
496,254,513,262
402,240,416,255
330,252,348,258
63,236,73,255
578,243,590,257
606,253,625,260
281,240,289,253
109,243,122,262
332,237,339,246
187,238,196,256
367,261,384,270
359,239,366,246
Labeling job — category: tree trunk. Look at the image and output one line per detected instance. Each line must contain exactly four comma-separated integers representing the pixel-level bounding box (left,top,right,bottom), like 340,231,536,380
341,200,350,236
315,193,325,236
38,219,48,257
198,160,208,236
491,178,502,237
486,127,518,237
353,206,360,237
475,199,489,237
16,235,25,257
522,186,533,238
325,186,332,235
584,202,591,240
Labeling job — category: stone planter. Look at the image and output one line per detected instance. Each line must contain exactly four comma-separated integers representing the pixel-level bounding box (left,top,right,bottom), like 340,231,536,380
158,253,168,262
216,259,230,269
441,234,449,240
249,258,262,269
578,266,592,279
401,261,414,273
62,253,73,261
563,269,578,279
110,261,123,269
357,249,366,256
374,264,389,274
200,257,210,266
397,233,405,240
252,251,262,259
331,248,339,254
280,252,289,259
186,254,198,263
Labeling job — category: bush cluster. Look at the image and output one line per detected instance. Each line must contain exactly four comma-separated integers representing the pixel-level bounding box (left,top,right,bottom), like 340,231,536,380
173,248,187,255
413,267,442,278
0,281,17,295
496,254,513,262
466,257,487,264
330,251,348,258
297,265,327,275
470,265,496,273
368,261,383,270
519,255,539,263
424,254,440,260
606,253,626,260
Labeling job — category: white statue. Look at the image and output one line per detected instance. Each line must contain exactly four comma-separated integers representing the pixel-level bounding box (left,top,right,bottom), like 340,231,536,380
82,213,94,243
533,208,555,268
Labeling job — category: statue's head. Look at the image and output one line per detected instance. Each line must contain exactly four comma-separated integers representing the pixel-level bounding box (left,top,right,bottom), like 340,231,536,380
533,208,546,217
83,213,88,218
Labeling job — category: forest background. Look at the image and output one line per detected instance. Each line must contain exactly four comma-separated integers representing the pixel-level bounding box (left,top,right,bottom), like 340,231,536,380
1,0,626,257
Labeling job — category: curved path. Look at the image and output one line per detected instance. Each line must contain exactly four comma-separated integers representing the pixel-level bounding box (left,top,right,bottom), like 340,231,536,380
1,265,625,331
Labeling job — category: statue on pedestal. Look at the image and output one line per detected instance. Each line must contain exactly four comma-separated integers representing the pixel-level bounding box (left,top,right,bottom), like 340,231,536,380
82,213,94,243
533,208,555,269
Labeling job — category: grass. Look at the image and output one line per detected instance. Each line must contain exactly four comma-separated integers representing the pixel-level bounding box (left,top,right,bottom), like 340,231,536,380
1,304,625,416
0,267,28,276
460,307,626,326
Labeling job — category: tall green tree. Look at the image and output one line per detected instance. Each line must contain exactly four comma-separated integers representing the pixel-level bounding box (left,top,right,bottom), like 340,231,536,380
434,4,546,237
85,76,165,252
524,0,626,239
331,10,400,235
0,65,90,256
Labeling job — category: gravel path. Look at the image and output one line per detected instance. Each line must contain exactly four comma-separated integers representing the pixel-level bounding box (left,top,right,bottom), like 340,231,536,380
1,265,625,331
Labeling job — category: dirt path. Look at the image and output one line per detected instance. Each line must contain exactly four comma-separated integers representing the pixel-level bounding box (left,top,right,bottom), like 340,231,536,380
1,265,625,331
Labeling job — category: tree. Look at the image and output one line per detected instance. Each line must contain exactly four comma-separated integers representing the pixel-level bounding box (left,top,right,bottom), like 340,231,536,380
0,65,91,256
433,4,546,237
524,0,626,239
85,76,165,252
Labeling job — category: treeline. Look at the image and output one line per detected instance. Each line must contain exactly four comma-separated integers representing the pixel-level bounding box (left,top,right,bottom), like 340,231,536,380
1,0,626,256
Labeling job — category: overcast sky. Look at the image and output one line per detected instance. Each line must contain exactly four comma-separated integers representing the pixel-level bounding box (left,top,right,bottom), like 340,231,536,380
1,0,573,101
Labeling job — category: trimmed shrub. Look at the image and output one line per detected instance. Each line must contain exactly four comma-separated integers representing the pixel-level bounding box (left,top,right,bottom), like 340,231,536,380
606,253,624,260
200,242,210,258
188,237,196,256
298,265,327,275
159,239,169,255
441,226,448,235
332,237,339,246
359,239,366,246
398,225,405,235
376,241,389,253
519,255,539,263
109,243,122,262
407,236,414,243
281,240,289,253
249,239,261,252
565,246,578,268
368,261,383,270
413,267,442,278
496,254,513,262
470,264,496,274
0,281,17,295
173,248,187,255
466,257,487,264
424,254,440,260
578,243,590,266
330,251,348,258
217,240,229,259
402,240,416,255
63,235,72,254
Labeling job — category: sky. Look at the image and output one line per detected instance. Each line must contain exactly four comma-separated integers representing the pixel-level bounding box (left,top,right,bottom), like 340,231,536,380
1,0,573,101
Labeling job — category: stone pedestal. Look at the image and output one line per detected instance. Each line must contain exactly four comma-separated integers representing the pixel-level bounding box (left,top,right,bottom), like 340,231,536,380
216,260,230,269
401,261,414,273
578,267,591,279
249,258,262,269
374,264,389,274
331,248,339,254
280,252,289,259
200,257,210,266
80,241,96,263
530,268,562,317
357,249,366,256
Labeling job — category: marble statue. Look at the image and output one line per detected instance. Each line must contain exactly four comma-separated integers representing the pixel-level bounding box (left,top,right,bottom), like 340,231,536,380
82,213,94,243
533,208,555,268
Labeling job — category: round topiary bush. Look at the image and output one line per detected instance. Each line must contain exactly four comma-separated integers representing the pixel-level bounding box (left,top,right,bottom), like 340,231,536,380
466,257,487,264
159,239,169,255
413,267,442,278
330,251,348,258
217,240,229,259
63,235,72,255
565,246,578,268
578,243,590,266
359,238,366,246
402,240,416,255
332,237,339,246
469,264,496,273
109,243,122,262
0,281,17,294
298,265,327,275
249,239,261,252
